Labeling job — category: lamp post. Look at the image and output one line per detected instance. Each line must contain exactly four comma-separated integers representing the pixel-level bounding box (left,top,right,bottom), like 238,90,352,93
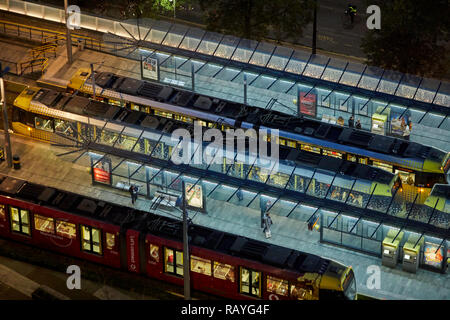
0,63,12,168
312,0,317,55
64,0,73,64
181,181,191,300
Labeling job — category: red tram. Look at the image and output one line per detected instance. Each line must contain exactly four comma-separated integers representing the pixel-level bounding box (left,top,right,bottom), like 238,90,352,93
0,175,356,300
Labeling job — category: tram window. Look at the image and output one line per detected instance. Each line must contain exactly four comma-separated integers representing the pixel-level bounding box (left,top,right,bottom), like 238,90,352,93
154,110,173,119
34,214,55,234
286,140,296,148
54,119,75,137
34,116,54,132
372,161,393,172
149,244,159,262
191,255,212,276
56,221,76,239
267,276,288,296
164,247,184,276
0,204,5,221
301,144,321,154
347,154,357,162
80,225,102,255
240,267,261,297
290,284,312,300
197,120,207,127
323,149,343,159
9,206,30,236
106,233,116,250
358,158,368,165
279,138,286,146
213,262,235,282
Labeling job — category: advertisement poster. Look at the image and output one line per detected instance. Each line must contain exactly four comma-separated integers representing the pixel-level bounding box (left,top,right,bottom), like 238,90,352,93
92,157,112,185
423,242,444,269
141,56,159,81
390,110,410,137
299,92,317,117
185,183,205,211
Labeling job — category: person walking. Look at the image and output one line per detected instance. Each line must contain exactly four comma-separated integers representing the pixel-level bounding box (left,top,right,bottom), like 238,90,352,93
236,188,243,201
348,116,354,128
355,119,361,129
129,185,138,204
262,211,273,238
346,4,357,24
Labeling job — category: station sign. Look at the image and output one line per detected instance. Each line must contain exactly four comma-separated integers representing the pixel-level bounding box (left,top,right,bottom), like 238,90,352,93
184,182,206,212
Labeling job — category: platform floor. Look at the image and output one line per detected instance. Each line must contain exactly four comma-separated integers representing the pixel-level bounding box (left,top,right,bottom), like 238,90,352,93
0,134,448,300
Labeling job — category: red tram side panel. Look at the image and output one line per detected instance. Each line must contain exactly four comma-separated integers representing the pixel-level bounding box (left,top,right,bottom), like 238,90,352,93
144,234,301,300
0,195,121,269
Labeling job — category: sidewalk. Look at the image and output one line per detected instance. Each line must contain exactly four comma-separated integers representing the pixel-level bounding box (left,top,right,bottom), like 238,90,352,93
0,134,448,300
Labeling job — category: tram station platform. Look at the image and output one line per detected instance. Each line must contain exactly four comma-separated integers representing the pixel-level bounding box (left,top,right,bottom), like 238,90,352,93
0,14,449,152
0,133,448,300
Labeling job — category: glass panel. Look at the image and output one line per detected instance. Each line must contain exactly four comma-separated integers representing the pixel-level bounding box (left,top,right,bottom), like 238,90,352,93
20,209,29,224
56,221,76,239
10,207,20,232
162,24,188,48
267,275,288,296
165,248,174,273
196,31,222,55
34,214,54,234
214,35,240,59
249,42,275,67
306,170,333,198
35,116,53,132
213,262,235,282
191,255,212,276
266,46,294,71
176,250,184,276
240,267,250,294
285,50,311,74
231,39,258,63
251,271,261,297
179,27,205,51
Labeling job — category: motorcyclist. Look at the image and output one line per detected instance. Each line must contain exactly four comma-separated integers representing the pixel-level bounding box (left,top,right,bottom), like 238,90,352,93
346,4,357,24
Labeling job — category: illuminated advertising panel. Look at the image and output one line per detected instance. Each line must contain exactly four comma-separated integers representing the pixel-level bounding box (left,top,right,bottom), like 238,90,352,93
141,56,159,81
184,183,205,212
423,242,444,269
299,92,317,117
92,157,111,185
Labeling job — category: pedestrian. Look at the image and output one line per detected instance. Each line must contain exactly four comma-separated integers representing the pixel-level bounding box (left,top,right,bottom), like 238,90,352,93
129,185,138,204
348,116,354,128
346,4,357,24
263,212,273,238
337,116,345,126
236,188,243,201
355,119,361,129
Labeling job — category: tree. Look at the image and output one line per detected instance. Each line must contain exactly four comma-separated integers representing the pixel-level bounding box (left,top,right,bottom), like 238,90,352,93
199,0,315,42
361,0,450,78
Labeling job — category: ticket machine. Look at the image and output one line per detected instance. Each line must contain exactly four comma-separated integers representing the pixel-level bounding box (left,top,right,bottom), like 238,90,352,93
382,229,404,268
402,234,424,273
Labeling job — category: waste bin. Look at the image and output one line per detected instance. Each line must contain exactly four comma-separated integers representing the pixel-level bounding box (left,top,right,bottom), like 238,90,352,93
382,229,404,268
13,155,20,170
402,234,423,273
77,39,84,51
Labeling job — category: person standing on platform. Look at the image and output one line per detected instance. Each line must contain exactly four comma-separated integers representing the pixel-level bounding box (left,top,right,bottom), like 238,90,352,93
236,188,244,201
356,119,362,129
348,116,354,128
129,185,138,204
262,212,273,238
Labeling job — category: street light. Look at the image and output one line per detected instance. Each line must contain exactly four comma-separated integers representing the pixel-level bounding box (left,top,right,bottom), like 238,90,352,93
64,0,73,64
0,63,12,168
169,0,176,19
